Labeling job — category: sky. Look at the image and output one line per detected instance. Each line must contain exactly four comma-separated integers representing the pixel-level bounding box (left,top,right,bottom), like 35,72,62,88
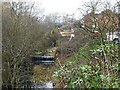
34,0,83,19
5,0,118,19
36,0,82,14
33,0,118,19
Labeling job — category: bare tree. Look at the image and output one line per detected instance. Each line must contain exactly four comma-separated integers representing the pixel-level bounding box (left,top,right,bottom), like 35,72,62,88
2,2,49,88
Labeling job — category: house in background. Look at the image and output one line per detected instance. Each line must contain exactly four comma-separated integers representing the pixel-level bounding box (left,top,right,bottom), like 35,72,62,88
106,31,120,43
82,9,119,42
58,23,75,36
82,9,119,32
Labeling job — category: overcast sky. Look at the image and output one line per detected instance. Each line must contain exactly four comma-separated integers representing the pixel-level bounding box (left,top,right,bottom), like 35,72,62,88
36,0,118,18
7,0,118,19
36,0,82,14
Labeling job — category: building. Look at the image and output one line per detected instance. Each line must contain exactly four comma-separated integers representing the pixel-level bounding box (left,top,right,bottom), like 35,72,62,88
82,9,119,31
58,24,75,37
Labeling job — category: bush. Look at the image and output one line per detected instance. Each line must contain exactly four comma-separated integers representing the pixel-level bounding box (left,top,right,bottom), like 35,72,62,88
53,42,119,88
53,61,119,88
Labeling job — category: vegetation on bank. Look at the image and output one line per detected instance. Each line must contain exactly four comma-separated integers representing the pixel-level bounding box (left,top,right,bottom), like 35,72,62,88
2,1,120,88
53,41,119,88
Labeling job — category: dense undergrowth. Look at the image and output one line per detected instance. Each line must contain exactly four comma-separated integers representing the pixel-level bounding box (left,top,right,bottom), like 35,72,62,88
53,40,119,88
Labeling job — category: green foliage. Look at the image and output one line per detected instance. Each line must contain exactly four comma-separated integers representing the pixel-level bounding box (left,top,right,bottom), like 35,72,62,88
53,63,104,88
53,61,119,88
64,43,90,65
53,41,119,88
90,42,118,60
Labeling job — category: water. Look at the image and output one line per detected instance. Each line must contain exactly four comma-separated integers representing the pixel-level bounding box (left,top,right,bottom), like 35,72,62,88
31,81,53,89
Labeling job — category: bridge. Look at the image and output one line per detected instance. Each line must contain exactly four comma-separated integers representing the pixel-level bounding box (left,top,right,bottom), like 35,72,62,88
32,55,55,65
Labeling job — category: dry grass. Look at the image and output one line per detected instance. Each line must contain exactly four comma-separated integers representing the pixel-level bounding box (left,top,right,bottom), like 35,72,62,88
31,64,56,83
